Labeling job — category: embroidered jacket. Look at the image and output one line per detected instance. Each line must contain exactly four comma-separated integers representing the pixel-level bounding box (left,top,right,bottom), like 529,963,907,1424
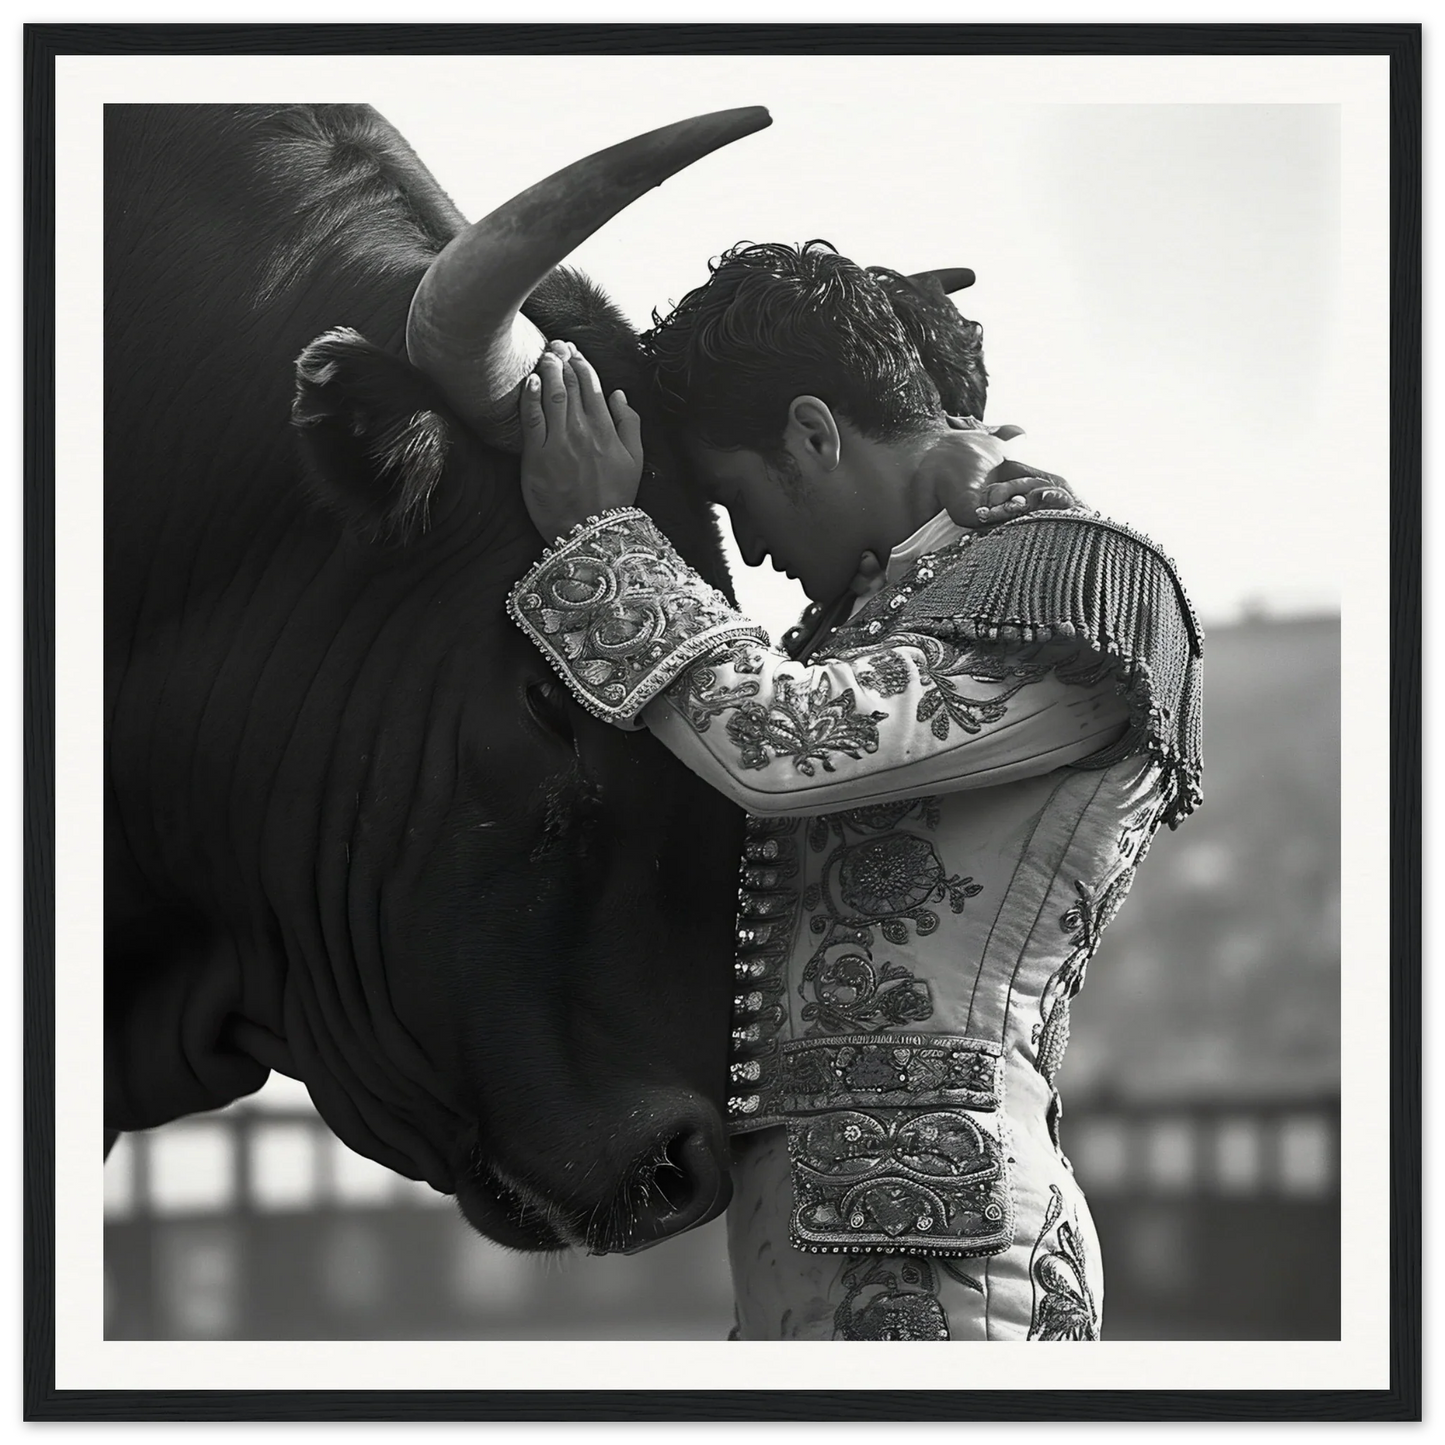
509,505,1202,1340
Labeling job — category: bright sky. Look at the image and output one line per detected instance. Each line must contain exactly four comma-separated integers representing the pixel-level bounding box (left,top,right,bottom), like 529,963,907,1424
375,60,1341,636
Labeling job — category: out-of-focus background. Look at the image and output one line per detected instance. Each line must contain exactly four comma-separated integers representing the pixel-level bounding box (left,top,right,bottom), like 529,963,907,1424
104,75,1343,1341
104,610,1340,1342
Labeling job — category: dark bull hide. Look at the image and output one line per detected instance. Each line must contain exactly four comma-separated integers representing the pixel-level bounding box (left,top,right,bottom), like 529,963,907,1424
104,103,770,1254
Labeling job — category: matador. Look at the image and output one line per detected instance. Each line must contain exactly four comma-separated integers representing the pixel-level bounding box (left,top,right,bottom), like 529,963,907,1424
507,243,1202,1340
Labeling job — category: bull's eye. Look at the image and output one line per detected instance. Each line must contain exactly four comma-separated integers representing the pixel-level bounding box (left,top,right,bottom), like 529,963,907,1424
524,678,574,745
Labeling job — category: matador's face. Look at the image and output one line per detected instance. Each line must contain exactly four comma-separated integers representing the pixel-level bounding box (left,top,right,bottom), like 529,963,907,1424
683,433,886,605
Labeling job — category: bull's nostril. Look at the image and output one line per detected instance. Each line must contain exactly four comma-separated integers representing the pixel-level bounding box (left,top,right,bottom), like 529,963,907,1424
652,1150,691,1215
610,1127,731,1255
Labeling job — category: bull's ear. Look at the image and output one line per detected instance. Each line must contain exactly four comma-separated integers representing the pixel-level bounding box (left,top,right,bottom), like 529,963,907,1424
291,327,456,544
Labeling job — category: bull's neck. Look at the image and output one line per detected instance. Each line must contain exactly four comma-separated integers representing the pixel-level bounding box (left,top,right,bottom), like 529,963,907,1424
110,504,524,952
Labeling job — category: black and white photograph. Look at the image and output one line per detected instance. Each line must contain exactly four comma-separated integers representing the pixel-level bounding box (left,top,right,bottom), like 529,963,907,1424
23,17,1418,1423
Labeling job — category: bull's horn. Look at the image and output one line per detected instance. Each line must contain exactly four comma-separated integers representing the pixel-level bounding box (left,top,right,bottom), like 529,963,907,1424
407,106,773,451
909,267,976,294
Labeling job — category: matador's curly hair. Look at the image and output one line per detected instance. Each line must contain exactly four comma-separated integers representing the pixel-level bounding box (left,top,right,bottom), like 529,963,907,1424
640,239,987,460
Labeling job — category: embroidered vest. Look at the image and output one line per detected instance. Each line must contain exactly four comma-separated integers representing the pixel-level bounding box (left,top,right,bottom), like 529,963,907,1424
725,515,1203,1259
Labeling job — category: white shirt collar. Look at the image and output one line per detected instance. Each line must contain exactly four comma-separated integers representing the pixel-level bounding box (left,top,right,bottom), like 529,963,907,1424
884,509,968,582
844,510,969,622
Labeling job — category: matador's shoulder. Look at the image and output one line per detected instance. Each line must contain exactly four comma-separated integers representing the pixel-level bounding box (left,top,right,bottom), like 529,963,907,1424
895,511,1205,828
904,510,1202,647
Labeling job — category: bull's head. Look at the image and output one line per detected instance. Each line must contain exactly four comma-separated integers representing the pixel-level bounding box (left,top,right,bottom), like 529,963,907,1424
275,111,771,1253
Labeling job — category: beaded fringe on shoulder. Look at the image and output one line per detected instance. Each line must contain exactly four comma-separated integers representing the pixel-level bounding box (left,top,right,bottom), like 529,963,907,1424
897,512,1204,829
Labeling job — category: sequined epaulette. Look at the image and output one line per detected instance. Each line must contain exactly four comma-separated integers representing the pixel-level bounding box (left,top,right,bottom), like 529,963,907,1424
871,512,1204,829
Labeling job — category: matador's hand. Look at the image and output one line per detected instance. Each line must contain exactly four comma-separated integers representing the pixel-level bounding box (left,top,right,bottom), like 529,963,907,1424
922,415,1088,528
519,339,645,543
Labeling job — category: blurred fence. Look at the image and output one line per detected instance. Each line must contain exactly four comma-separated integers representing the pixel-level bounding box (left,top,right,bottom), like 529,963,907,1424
103,1090,1338,1341
1067,1095,1339,1339
103,1086,737,1341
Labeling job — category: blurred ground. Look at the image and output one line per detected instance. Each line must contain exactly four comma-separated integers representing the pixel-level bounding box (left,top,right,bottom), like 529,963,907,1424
105,614,1340,1341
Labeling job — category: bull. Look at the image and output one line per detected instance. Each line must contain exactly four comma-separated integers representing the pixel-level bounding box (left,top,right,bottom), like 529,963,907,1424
104,103,771,1254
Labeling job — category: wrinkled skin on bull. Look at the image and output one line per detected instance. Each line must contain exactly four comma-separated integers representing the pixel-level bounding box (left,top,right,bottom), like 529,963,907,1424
104,105,747,1253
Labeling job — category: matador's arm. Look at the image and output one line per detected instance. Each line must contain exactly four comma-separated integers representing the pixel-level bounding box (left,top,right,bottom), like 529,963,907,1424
509,508,1202,826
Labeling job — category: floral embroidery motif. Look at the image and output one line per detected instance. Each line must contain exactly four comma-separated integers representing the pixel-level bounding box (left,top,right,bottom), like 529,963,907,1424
782,1035,1013,1255
822,832,983,939
1034,1002,1073,1094
723,673,889,777
798,826,982,1035
1035,862,1144,1086
853,648,912,698
912,636,1021,740
508,508,766,722
801,954,934,1033
1034,881,1094,1087
838,586,1118,742
833,1255,950,1341
674,642,764,732
1027,1185,1100,1341
1033,795,1168,1086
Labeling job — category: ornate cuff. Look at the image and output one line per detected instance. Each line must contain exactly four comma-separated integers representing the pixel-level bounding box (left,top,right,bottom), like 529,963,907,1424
507,507,769,726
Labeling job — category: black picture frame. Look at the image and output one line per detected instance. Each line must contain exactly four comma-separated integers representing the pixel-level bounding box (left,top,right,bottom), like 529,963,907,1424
24,21,1421,1423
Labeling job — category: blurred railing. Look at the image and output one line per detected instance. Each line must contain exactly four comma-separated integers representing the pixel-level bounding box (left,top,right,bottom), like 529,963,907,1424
104,1091,1338,1341
1066,1095,1340,1339
103,1090,737,1341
